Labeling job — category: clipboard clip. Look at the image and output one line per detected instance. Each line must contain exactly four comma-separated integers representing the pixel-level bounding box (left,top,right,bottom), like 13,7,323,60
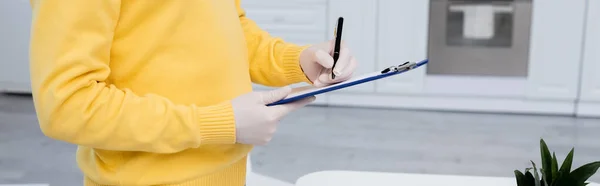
380,61,417,74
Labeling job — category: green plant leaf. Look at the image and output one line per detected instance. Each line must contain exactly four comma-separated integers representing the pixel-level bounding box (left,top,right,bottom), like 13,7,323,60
541,179,547,186
540,139,554,182
516,170,527,186
559,148,574,173
550,171,562,186
525,171,537,186
552,152,559,182
533,160,541,186
526,167,533,172
553,174,575,186
570,161,600,185
541,168,549,186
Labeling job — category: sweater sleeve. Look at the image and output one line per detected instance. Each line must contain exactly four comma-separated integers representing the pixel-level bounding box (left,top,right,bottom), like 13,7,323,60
29,0,236,153
235,0,313,87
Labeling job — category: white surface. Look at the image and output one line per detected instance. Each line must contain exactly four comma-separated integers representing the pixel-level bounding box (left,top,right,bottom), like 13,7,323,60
0,81,31,94
327,93,575,115
576,0,600,117
327,0,377,93
0,0,32,93
376,0,429,94
423,75,526,98
295,171,600,186
449,4,513,39
525,0,587,100
576,102,600,117
0,185,49,186
579,0,600,102
241,0,326,45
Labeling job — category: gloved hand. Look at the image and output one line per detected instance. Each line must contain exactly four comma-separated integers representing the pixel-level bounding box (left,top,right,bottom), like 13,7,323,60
299,40,358,87
232,86,315,145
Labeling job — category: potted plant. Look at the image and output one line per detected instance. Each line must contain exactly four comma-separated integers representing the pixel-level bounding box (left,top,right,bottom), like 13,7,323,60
514,139,600,186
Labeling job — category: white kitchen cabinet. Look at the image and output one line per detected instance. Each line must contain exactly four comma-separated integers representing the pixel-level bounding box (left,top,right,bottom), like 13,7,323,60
328,0,588,115
241,0,329,105
576,0,600,117
525,0,587,101
241,0,327,46
373,0,429,94
326,0,377,93
0,0,32,93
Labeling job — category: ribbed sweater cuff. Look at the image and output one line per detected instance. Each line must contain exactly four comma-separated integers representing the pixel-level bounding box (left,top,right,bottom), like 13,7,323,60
281,44,312,84
195,101,236,144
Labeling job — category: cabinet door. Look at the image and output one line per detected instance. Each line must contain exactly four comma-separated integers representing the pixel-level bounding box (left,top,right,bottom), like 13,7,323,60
241,0,327,46
240,0,327,92
525,0,587,100
376,0,430,94
0,0,32,92
327,0,377,93
579,0,600,102
241,0,328,105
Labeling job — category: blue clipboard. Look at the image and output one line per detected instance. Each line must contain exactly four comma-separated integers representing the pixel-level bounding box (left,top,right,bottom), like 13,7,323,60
267,59,429,106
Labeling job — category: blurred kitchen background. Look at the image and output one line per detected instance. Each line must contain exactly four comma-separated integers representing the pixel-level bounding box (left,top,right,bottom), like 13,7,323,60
1,0,599,185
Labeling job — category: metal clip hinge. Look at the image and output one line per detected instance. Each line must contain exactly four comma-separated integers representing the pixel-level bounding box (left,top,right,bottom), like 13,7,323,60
381,61,417,74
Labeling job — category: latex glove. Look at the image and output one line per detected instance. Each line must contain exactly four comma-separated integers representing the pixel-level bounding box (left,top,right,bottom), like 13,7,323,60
232,86,315,145
300,40,358,87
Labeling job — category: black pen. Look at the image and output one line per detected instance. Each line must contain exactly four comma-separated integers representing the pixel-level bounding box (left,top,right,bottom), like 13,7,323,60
331,17,344,79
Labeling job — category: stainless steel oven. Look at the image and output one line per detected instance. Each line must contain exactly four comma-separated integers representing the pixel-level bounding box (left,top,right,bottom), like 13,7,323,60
427,0,533,77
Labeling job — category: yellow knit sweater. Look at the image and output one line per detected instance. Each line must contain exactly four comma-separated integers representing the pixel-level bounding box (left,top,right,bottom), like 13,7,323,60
28,0,311,185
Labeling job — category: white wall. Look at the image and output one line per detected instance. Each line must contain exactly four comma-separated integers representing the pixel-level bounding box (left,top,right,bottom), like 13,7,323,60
0,0,32,93
576,0,600,117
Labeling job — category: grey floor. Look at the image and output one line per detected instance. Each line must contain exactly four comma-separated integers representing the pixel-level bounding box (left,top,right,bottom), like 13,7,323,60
1,93,600,185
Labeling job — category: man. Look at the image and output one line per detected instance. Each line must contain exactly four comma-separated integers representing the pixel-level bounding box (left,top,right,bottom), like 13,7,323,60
28,0,357,185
